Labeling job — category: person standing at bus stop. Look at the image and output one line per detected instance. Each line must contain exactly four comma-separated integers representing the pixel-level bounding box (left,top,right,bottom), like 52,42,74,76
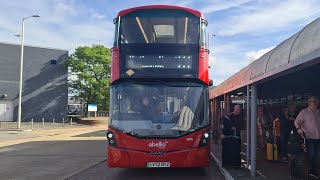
229,105,242,137
257,106,271,149
280,102,297,161
220,105,242,137
220,104,242,167
294,96,320,177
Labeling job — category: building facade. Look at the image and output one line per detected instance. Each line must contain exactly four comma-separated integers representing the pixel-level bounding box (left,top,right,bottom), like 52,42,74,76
0,42,68,122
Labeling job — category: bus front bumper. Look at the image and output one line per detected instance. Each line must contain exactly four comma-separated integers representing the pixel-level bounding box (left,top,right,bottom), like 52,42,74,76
107,146,210,168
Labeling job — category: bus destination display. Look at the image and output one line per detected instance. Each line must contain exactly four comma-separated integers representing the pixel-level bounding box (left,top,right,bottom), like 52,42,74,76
126,55,193,69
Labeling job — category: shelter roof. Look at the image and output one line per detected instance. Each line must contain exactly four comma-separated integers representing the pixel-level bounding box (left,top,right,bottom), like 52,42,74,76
210,18,320,99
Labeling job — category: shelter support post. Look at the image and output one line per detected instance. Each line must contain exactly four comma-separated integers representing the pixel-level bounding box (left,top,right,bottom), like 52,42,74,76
246,85,251,168
210,99,213,130
224,93,231,115
216,99,221,143
213,98,220,144
218,98,222,119
250,84,257,177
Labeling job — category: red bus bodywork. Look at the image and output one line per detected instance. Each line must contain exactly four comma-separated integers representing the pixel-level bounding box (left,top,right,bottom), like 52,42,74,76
108,5,210,168
108,128,210,168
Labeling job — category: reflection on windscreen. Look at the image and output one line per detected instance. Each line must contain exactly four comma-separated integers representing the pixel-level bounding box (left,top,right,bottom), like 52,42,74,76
110,82,208,137
120,9,199,44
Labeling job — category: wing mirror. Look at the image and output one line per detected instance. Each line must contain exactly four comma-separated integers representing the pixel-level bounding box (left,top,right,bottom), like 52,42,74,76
209,79,213,86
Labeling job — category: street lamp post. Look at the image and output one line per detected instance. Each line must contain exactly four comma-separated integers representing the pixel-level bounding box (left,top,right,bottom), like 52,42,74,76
14,34,21,44
17,15,40,129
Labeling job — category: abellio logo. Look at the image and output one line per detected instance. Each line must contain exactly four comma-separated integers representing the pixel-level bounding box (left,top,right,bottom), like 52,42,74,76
148,141,168,149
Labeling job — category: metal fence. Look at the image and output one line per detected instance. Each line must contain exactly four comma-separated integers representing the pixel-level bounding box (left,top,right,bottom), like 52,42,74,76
0,117,79,130
87,111,109,117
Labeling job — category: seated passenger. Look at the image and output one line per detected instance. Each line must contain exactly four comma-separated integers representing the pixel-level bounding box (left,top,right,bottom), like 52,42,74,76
171,106,194,131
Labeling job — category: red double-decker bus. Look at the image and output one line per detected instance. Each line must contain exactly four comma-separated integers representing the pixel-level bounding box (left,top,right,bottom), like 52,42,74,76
107,5,211,168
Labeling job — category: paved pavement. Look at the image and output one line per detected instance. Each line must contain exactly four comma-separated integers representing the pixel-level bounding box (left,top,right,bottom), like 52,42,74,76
0,126,225,180
211,130,320,180
0,126,107,180
0,124,97,142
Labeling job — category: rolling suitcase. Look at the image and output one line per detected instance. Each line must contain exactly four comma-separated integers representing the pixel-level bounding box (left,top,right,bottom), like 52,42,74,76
288,130,303,155
222,129,241,167
289,137,310,180
266,130,278,161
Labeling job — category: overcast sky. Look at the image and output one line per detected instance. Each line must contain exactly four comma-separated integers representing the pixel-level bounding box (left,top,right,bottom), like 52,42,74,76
0,0,319,85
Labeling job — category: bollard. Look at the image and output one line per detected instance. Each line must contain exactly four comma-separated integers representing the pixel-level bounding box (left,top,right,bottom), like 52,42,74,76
42,118,45,128
31,118,34,131
53,118,55,128
62,118,64,127
70,118,73,126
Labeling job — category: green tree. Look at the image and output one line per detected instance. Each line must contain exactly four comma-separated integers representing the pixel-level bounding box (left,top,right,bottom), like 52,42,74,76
64,45,111,114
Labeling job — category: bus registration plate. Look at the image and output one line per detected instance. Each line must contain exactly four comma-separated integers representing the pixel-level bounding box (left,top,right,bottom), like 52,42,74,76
147,162,170,168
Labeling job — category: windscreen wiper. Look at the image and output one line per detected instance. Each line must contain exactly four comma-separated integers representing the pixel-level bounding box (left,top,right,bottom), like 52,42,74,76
124,130,138,136
123,130,150,138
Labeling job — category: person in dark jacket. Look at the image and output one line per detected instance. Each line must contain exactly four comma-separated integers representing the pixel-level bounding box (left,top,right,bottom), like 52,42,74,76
229,105,242,137
140,96,154,119
280,102,297,161
221,105,242,137
220,104,242,167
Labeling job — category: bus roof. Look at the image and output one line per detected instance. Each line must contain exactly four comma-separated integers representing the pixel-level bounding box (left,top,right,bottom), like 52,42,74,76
117,5,204,19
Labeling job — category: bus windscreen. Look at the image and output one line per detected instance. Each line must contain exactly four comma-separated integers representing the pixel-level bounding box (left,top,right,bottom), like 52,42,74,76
109,82,209,138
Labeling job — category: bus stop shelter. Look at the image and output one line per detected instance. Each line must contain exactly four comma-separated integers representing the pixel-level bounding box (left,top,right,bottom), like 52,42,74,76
210,17,320,177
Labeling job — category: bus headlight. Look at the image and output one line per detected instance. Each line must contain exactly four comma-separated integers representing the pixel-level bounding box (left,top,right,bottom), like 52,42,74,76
199,131,210,147
107,133,113,139
203,132,209,138
107,131,117,147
